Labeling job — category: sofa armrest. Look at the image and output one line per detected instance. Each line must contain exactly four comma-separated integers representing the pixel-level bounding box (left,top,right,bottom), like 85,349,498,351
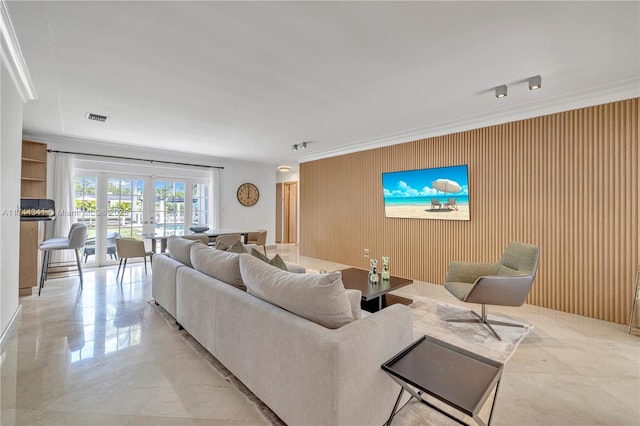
329,304,414,425
446,261,499,284
151,253,184,318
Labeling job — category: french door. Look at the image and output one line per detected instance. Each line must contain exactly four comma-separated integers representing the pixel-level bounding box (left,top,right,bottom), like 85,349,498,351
76,172,211,266
153,178,210,237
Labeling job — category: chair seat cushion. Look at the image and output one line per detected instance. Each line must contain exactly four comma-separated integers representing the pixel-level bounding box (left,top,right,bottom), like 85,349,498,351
39,241,71,250
444,281,474,301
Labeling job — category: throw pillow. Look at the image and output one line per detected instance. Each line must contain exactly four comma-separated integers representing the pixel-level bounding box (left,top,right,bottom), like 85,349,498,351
216,240,248,253
239,255,354,329
167,236,196,267
190,243,245,290
250,248,288,271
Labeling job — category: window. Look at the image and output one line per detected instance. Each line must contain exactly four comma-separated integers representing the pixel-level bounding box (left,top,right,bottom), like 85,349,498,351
154,180,186,234
192,182,210,228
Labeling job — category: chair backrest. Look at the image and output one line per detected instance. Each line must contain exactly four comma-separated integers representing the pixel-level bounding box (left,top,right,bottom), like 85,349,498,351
67,222,83,238
107,232,121,243
499,241,540,275
68,224,88,249
216,233,241,246
181,234,209,245
447,198,456,205
431,198,440,206
115,238,146,258
254,230,267,246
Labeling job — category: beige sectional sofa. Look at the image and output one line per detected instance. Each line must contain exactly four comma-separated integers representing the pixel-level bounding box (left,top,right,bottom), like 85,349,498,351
151,236,414,426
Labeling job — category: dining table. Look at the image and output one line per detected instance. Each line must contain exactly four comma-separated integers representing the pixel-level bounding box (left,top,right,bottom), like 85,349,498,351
142,228,260,253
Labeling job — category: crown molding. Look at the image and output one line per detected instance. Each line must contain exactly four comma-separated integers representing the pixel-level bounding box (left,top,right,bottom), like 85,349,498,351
297,78,639,163
0,0,36,102
22,131,273,170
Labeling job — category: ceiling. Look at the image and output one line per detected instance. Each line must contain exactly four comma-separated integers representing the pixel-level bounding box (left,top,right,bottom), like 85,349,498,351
6,1,639,166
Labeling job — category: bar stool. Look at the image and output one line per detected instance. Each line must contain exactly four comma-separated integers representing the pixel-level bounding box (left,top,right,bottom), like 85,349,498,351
38,223,88,295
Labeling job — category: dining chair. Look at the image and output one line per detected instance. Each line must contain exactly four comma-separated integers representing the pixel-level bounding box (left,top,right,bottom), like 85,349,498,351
246,230,267,255
115,238,154,282
215,233,242,248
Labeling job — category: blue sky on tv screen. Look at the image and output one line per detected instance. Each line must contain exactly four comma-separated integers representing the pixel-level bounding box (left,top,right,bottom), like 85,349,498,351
382,165,469,198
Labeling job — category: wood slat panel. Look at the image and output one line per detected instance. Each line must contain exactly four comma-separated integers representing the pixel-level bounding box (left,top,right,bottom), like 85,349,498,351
300,98,639,324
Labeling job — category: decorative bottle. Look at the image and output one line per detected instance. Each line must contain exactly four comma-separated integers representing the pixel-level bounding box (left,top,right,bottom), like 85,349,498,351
381,256,390,281
368,258,379,284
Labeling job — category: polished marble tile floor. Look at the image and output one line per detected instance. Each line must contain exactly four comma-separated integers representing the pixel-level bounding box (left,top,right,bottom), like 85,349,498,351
1,244,639,425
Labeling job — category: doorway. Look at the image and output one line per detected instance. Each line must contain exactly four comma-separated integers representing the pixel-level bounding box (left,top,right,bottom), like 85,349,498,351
276,181,297,243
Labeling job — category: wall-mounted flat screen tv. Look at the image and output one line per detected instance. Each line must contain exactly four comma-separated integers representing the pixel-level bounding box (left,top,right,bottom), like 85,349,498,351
382,164,470,220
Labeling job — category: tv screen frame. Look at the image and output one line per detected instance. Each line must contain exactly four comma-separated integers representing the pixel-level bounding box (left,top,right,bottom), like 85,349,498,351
382,164,470,221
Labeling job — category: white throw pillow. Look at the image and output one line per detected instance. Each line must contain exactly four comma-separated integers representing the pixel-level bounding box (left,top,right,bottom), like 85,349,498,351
239,255,354,329
167,236,196,267
190,243,246,290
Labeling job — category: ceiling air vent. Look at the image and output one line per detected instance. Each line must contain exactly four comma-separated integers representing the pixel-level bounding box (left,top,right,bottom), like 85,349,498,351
85,112,108,122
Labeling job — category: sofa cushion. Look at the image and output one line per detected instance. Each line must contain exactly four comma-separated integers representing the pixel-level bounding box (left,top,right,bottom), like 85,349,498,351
167,236,197,267
216,240,248,253
250,248,287,271
345,289,363,320
190,243,246,290
239,255,354,329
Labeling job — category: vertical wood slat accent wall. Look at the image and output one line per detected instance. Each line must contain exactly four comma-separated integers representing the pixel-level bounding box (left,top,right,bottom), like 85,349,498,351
300,98,639,324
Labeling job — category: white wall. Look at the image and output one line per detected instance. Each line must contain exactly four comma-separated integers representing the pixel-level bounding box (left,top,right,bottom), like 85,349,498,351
1,60,24,335
218,160,276,245
37,137,279,246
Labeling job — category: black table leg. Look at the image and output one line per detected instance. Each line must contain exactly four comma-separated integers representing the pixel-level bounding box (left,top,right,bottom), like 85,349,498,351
386,388,405,426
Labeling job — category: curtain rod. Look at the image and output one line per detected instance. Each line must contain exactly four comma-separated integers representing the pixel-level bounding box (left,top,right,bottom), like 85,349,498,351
46,149,224,170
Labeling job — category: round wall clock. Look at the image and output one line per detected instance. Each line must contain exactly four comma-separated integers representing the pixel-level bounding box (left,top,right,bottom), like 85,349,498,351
237,182,260,206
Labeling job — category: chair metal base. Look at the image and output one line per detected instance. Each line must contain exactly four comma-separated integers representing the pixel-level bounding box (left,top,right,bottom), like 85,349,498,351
116,255,152,283
446,305,524,341
39,249,83,296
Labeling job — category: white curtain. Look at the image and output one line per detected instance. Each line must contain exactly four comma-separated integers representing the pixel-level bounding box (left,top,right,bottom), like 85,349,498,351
210,168,220,229
49,152,75,263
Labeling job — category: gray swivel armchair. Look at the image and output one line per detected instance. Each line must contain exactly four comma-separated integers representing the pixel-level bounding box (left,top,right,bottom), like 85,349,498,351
444,241,540,340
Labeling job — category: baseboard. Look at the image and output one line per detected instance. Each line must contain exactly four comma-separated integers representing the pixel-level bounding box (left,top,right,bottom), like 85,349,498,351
0,305,22,352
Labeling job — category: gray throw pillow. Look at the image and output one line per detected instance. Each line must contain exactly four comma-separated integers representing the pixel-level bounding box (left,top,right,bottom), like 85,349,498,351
250,248,288,271
190,243,245,290
216,240,248,253
239,255,354,329
167,236,196,267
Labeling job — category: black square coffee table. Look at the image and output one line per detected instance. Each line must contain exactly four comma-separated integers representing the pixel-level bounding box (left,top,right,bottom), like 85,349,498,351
382,335,504,426
340,267,413,312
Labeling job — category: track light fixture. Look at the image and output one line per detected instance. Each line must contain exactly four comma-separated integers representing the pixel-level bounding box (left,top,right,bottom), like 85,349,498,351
528,75,542,90
291,142,308,151
495,85,508,98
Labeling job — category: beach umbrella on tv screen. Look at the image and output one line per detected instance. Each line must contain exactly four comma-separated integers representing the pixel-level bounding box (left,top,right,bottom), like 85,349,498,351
432,179,461,194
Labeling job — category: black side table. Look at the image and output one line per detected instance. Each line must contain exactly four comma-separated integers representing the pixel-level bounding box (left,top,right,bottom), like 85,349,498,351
381,335,504,426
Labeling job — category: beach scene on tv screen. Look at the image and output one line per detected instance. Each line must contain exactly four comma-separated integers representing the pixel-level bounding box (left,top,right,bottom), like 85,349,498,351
382,165,470,220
